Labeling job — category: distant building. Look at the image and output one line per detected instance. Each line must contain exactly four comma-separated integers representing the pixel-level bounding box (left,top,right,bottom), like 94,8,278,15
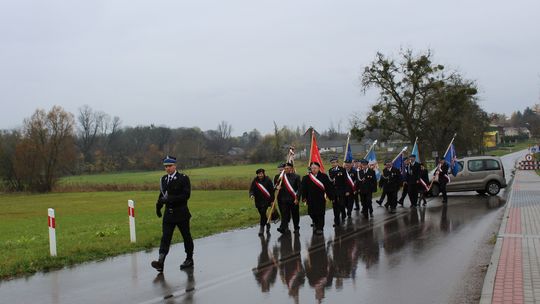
503,127,531,138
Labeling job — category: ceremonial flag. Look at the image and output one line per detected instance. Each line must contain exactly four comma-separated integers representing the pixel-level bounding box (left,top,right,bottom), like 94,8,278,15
366,149,381,180
310,131,325,172
392,147,407,180
411,137,419,160
345,141,353,163
444,143,459,176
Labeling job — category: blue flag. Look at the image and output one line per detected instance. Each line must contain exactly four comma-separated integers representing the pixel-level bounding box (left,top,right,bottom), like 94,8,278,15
392,153,406,181
411,140,419,160
345,142,353,163
366,149,381,180
444,144,459,176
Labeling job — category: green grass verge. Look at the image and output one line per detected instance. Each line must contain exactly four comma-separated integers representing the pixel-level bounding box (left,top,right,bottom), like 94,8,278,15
0,190,271,279
59,163,279,186
487,139,536,157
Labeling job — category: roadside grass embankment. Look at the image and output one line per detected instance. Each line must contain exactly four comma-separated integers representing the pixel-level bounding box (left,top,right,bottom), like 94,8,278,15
0,190,276,280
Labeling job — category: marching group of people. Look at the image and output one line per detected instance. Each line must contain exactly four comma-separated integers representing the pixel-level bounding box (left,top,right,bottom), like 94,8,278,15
249,154,450,236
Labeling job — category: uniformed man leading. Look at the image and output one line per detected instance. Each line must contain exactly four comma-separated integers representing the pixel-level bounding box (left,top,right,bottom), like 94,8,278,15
151,156,194,272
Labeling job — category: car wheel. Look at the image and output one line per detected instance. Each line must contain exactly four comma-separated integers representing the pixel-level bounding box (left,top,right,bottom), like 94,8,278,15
486,181,500,196
476,190,486,195
431,184,440,197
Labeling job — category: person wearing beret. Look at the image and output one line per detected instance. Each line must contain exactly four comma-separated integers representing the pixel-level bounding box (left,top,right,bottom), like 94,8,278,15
301,162,334,235
249,168,275,236
357,159,377,218
406,154,421,208
151,156,194,272
276,162,302,234
381,159,401,213
329,157,347,226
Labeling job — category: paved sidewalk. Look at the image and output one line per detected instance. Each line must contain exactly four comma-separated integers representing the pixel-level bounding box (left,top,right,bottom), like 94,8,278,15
481,169,540,304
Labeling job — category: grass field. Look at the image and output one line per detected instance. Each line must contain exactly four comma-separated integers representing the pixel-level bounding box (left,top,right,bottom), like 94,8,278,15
60,163,278,185
0,190,281,279
487,139,536,157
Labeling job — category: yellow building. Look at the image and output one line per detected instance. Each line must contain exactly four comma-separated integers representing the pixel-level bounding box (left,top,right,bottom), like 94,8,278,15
483,131,499,148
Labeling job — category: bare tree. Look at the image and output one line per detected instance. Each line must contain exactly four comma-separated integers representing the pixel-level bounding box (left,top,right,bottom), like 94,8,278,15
77,105,111,162
14,106,76,192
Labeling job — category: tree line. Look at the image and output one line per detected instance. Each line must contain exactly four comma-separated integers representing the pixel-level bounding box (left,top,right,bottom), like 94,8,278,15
2,48,525,193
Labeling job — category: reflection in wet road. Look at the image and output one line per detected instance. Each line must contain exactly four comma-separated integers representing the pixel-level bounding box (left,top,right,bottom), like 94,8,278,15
0,151,523,304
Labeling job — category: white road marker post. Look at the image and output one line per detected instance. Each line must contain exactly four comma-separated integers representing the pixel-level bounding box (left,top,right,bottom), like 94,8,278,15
128,200,136,243
48,208,57,256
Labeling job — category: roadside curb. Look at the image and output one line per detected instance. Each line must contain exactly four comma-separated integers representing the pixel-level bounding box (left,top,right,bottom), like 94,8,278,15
479,164,518,303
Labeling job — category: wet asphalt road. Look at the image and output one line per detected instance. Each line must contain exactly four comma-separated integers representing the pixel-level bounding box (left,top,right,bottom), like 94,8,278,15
0,151,526,304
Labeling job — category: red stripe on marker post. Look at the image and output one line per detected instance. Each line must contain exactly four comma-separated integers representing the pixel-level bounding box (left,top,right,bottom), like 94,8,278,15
128,200,136,243
48,208,57,256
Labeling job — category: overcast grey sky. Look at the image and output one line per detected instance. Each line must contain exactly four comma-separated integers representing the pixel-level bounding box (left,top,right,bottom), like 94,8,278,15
1,0,539,135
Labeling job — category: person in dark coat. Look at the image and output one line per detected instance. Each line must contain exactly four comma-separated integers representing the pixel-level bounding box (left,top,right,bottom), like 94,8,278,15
436,158,450,204
398,157,410,206
276,162,301,234
381,159,401,213
151,155,194,272
329,157,347,226
250,168,275,235
357,159,377,218
418,163,430,206
406,154,421,208
343,160,357,216
352,159,361,210
301,162,334,235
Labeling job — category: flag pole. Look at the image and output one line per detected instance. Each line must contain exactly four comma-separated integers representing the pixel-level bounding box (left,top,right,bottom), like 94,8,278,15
308,129,314,168
364,139,378,159
392,146,408,163
443,133,457,159
267,147,295,224
343,131,351,162
428,133,457,191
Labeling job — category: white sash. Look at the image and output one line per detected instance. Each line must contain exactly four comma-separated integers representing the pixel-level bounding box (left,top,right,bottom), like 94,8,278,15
255,182,271,200
283,174,297,198
309,173,325,191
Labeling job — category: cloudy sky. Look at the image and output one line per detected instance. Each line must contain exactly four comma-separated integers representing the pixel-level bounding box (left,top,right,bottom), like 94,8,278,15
1,0,539,135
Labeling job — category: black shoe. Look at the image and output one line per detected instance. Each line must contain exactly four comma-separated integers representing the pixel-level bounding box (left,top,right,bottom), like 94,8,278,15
422,202,427,206
376,200,382,206
151,260,164,272
277,227,286,234
398,200,404,206
151,254,166,272
384,203,389,209
354,207,360,210
294,226,300,233
258,227,264,236
180,258,194,270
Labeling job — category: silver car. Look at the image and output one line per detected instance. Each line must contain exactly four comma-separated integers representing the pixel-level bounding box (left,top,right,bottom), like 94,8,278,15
430,156,507,196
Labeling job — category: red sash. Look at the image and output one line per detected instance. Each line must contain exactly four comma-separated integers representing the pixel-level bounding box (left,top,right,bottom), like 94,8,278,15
346,171,356,191
309,173,325,192
282,174,297,198
419,178,429,191
255,182,271,200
